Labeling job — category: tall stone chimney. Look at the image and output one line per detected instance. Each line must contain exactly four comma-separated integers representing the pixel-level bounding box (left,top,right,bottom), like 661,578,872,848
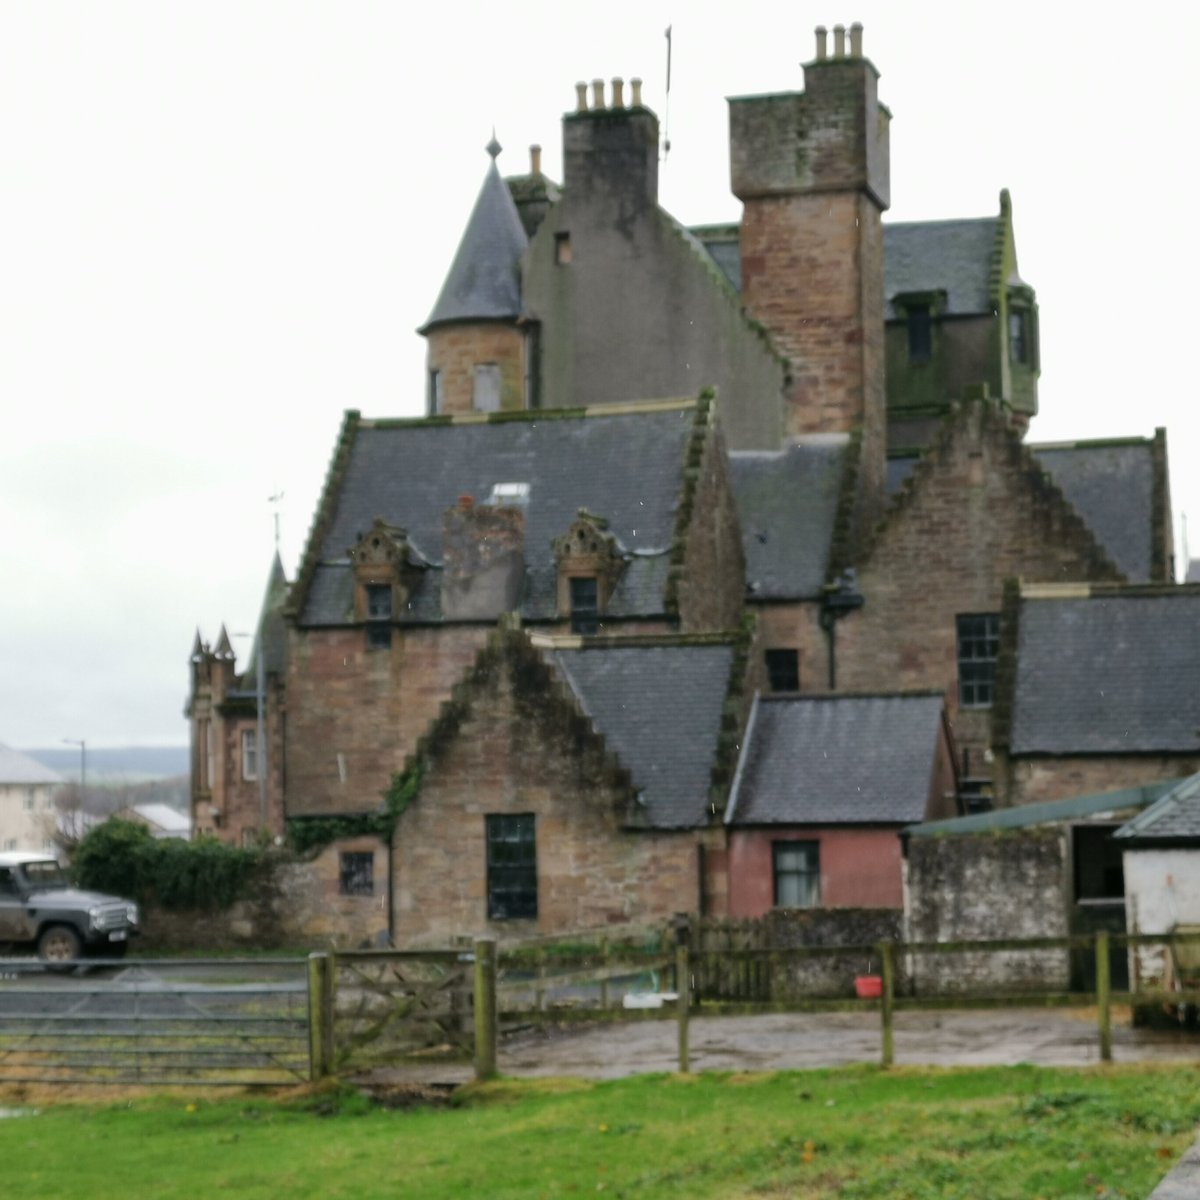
563,77,659,213
729,23,890,524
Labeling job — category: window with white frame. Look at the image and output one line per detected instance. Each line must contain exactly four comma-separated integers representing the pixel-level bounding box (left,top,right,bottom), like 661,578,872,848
241,729,258,781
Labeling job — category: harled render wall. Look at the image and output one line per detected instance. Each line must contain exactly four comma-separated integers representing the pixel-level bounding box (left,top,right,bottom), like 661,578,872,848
390,653,701,944
284,626,490,818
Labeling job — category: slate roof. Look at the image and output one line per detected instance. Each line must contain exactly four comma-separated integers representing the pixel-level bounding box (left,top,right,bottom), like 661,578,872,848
298,405,697,626
421,156,528,331
1031,441,1156,582
1108,772,1200,840
1115,772,1200,843
0,743,62,786
549,642,735,829
1009,591,1200,755
727,693,945,826
690,218,999,320
241,552,289,687
882,219,998,320
729,440,847,599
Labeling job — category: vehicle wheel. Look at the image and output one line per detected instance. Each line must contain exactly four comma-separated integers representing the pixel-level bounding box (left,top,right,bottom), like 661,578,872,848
37,924,83,970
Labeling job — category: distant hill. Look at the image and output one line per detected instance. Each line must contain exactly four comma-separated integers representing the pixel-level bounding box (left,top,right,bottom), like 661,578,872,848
24,745,188,782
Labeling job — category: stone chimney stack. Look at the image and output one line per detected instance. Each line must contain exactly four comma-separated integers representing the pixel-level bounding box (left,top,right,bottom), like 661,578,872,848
441,496,526,621
563,77,659,212
728,22,890,526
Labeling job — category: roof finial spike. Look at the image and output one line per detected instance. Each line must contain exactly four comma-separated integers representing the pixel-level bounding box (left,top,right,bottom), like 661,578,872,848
486,129,502,161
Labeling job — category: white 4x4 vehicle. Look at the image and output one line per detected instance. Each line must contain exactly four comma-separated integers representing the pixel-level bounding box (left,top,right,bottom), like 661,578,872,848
0,851,139,964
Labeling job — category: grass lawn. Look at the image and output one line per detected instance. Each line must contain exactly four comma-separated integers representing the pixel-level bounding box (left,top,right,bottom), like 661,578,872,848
1,1064,1197,1199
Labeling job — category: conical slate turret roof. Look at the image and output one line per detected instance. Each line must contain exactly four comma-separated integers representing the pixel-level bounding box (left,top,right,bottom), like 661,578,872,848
420,139,528,332
241,551,289,689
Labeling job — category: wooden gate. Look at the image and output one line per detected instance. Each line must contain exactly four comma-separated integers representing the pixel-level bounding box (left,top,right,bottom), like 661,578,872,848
332,950,474,1072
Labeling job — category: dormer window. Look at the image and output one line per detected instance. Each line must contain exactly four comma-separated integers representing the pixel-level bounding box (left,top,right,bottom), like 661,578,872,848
553,510,626,635
569,577,599,635
349,519,421,652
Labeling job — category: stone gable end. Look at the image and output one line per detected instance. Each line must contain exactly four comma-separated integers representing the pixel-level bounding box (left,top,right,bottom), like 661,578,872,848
390,638,700,944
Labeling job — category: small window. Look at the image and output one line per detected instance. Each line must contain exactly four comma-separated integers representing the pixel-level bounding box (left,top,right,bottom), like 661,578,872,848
569,576,599,635
365,583,393,651
241,730,258,781
486,814,537,920
24,790,35,811
554,231,572,265
765,649,799,692
1073,826,1124,902
473,364,502,412
1009,310,1028,364
428,368,443,415
907,304,932,364
773,841,820,908
957,613,1000,709
339,851,374,897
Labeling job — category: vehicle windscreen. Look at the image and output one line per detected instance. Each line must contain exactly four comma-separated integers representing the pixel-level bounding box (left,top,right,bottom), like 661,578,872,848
21,861,69,889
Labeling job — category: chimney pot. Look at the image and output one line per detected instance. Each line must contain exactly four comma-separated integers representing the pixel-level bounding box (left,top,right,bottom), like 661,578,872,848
592,78,605,110
833,24,846,57
815,25,828,60
849,22,863,57
575,81,589,112
631,77,643,106
458,494,474,509
530,144,542,174
611,76,624,108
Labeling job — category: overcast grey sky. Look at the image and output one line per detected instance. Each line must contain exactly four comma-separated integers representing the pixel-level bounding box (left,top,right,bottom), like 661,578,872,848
3,2,1197,749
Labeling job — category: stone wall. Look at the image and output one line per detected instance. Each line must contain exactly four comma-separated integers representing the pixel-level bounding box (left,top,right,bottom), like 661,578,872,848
905,829,1070,994
284,624,488,817
424,323,525,415
135,838,391,952
764,906,904,999
835,400,1123,771
999,755,1200,808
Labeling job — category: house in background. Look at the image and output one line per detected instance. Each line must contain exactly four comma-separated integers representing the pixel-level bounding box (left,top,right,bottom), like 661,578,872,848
111,803,192,841
0,743,61,853
188,24,1185,945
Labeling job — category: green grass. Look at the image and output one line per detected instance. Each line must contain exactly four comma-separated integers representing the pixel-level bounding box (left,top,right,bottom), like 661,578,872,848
1,1064,1197,1198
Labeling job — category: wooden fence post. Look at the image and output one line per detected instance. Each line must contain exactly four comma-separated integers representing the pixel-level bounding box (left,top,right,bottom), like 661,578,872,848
474,937,498,1081
676,943,690,1074
880,940,895,1069
307,952,334,1081
1095,931,1113,1063
599,936,610,1011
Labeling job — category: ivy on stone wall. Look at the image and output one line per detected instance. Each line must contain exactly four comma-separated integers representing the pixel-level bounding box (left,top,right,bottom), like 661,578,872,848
73,818,264,911
286,760,425,855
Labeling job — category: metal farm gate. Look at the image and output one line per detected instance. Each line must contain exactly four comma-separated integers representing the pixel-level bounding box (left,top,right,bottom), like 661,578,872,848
0,957,311,1086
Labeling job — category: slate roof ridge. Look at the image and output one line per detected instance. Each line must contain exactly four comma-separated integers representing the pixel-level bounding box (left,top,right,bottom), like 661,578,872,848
856,398,1126,581
359,396,697,432
529,630,738,651
885,214,998,232
287,409,362,620
1031,434,1156,452
756,688,946,705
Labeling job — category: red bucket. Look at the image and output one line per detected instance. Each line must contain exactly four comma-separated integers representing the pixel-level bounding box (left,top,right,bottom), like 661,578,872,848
854,975,883,999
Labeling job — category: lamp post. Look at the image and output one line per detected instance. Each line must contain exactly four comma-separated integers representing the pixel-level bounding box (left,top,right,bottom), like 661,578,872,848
62,737,86,807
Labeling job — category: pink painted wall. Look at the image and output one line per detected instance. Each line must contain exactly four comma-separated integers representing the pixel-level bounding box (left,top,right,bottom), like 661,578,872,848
727,827,905,916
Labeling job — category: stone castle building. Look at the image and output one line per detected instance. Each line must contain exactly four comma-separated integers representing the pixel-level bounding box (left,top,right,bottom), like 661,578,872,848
188,25,1179,945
